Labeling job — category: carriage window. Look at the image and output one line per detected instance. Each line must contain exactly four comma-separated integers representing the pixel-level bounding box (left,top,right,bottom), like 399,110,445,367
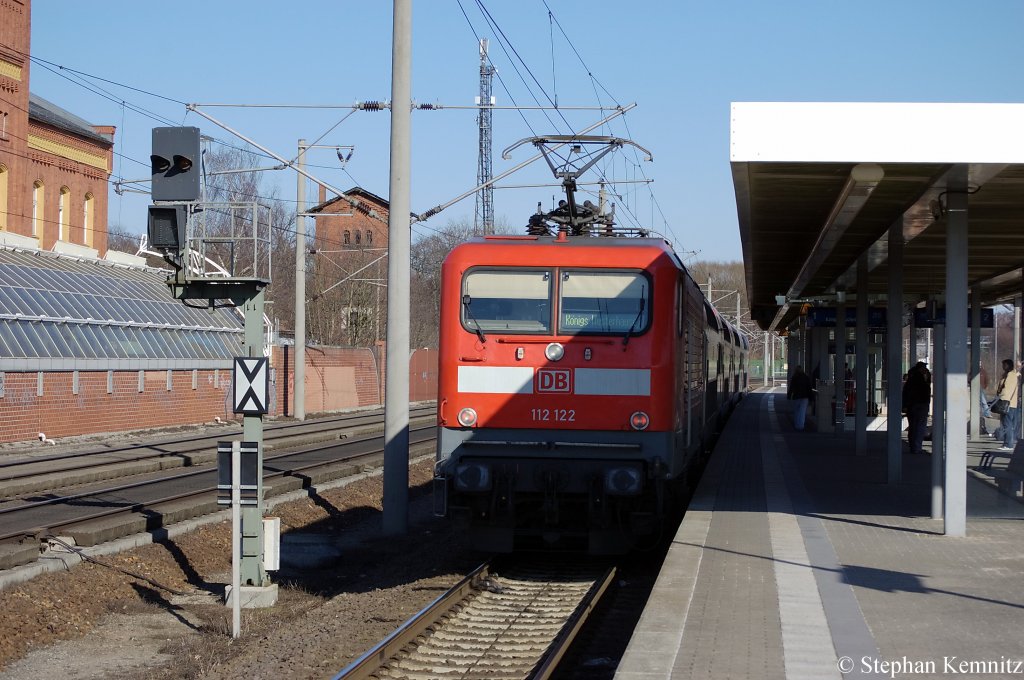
558,271,649,335
462,269,551,333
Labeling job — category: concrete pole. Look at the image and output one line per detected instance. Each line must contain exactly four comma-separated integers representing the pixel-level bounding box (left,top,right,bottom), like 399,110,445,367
932,322,945,520
764,330,769,387
1016,295,1022,371
913,303,921,364
241,288,268,586
383,0,412,536
970,292,981,441
944,171,969,537
835,293,846,434
294,140,307,421
886,219,904,484
855,255,868,455
1016,294,1023,439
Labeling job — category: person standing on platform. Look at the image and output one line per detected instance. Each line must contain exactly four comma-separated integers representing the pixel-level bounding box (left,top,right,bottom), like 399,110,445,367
902,361,931,454
787,365,814,431
995,359,1020,452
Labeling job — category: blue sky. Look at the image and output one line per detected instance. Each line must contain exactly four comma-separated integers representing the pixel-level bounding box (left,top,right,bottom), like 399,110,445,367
27,0,1024,262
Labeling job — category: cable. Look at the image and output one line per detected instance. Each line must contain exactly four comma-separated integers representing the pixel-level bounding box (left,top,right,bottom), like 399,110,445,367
536,1,676,246
44,535,194,597
548,10,558,109
474,0,573,135
25,53,189,106
454,0,544,139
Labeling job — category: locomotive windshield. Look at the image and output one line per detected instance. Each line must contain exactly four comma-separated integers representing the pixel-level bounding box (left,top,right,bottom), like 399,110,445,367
559,271,650,335
459,268,651,336
462,269,552,332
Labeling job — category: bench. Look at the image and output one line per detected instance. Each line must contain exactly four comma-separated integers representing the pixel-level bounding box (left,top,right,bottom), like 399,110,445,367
984,443,1024,497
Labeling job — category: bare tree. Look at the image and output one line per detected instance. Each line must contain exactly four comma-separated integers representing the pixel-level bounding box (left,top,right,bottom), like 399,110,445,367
687,260,747,315
201,145,297,334
106,225,167,268
409,218,517,348
307,240,386,347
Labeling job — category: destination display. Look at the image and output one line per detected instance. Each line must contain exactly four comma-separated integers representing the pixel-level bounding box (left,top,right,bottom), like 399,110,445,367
805,306,993,328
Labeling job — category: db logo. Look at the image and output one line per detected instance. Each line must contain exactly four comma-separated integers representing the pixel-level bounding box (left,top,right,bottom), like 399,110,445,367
537,368,572,393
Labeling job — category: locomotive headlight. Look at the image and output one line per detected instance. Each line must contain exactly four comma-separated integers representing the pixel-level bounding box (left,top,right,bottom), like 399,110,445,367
629,411,650,430
457,407,478,427
455,463,492,491
604,466,642,495
544,342,565,362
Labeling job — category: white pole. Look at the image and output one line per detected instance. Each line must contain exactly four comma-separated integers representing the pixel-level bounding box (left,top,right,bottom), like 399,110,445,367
231,441,241,638
295,141,307,420
383,0,412,535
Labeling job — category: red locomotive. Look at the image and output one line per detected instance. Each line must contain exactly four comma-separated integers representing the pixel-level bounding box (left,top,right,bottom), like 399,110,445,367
432,137,747,553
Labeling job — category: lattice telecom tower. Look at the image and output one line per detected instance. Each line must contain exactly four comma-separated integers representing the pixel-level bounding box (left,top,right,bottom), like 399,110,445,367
474,39,496,234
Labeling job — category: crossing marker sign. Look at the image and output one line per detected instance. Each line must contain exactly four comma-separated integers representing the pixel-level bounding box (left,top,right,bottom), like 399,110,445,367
233,357,269,415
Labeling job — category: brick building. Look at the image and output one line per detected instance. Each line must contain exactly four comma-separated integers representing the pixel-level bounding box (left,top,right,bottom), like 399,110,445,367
310,185,391,252
307,187,392,346
0,0,115,256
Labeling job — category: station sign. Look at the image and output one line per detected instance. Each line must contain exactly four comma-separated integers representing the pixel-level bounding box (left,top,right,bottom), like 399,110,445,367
807,306,994,329
805,307,889,328
912,307,994,328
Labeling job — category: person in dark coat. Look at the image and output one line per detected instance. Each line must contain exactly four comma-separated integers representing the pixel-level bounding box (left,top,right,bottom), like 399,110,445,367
787,365,814,431
902,361,931,454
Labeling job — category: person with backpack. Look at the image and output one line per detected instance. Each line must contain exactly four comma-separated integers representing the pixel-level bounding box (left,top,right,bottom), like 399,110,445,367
902,361,931,454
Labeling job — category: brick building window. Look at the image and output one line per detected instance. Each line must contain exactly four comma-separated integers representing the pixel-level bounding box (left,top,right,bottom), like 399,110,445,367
83,193,94,246
343,230,350,245
366,230,373,245
0,165,7,231
355,230,361,245
32,180,44,237
59,187,70,241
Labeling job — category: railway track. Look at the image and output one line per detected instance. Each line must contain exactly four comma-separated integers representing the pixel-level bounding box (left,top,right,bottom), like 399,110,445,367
0,420,438,547
0,404,436,495
339,559,616,680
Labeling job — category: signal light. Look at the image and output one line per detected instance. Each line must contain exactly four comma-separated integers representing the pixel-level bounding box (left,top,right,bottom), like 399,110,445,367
147,205,187,253
151,155,171,172
544,342,564,362
151,126,201,202
629,411,650,430
457,408,478,427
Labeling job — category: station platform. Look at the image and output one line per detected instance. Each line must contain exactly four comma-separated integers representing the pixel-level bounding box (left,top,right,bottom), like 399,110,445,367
616,390,1024,680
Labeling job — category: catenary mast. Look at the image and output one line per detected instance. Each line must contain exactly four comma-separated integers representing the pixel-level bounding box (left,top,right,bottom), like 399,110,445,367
474,39,496,234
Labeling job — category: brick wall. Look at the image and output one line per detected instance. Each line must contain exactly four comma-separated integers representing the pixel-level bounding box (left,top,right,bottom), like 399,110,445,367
271,345,438,417
0,345,438,444
0,368,232,443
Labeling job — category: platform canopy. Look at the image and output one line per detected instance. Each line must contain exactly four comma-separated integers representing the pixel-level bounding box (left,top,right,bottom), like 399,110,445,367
731,102,1024,331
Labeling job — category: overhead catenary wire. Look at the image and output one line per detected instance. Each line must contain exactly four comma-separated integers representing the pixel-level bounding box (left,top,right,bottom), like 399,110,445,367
473,0,574,136
7,11,663,257
536,1,675,244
